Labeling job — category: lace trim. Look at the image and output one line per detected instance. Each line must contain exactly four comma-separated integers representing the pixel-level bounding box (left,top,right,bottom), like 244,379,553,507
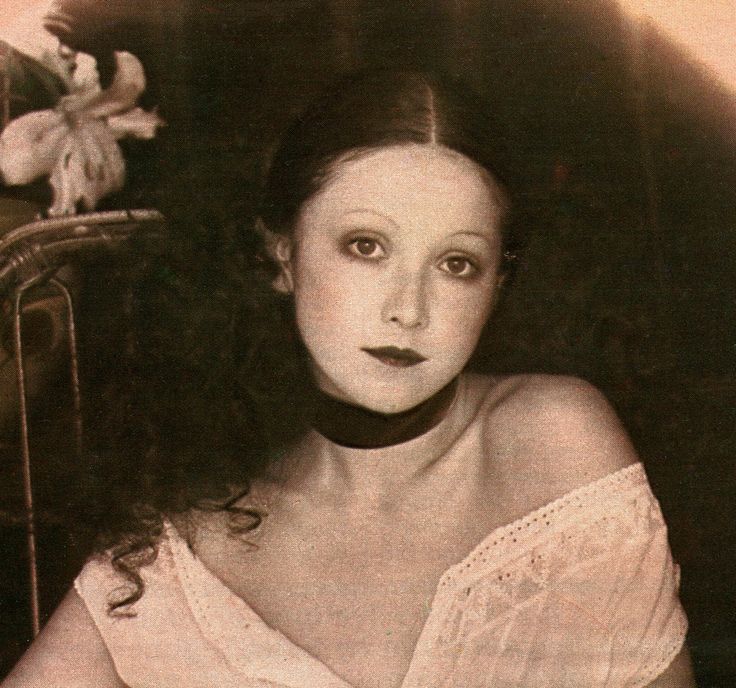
433,490,661,646
165,527,252,677
439,462,647,589
404,462,681,687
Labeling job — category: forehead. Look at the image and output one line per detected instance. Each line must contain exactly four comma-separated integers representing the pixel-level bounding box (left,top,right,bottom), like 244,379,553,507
297,144,505,235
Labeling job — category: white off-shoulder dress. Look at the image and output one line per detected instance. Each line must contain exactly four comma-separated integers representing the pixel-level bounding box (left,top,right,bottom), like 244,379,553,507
76,377,688,688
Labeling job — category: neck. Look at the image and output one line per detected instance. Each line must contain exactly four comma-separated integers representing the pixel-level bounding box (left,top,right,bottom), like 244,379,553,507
286,379,461,504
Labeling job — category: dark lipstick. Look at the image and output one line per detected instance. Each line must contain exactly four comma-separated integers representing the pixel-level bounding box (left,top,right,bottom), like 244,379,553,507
361,346,427,368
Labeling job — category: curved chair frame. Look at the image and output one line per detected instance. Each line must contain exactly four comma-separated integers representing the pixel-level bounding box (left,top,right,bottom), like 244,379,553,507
0,209,165,635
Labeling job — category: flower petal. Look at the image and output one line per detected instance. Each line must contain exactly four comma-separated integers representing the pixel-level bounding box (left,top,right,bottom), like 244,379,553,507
0,110,68,185
108,107,165,140
79,51,147,119
48,120,125,216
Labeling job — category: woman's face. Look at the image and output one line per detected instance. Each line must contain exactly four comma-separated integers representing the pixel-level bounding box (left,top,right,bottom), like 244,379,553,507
282,144,505,414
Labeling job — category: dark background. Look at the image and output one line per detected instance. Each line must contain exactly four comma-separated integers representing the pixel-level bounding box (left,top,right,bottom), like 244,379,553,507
1,0,734,684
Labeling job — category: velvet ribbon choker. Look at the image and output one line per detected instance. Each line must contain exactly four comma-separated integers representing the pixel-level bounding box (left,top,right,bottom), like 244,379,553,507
312,378,459,449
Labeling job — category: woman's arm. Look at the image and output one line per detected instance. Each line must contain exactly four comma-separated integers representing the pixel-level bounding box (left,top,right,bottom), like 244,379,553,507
647,648,697,687
1,588,126,688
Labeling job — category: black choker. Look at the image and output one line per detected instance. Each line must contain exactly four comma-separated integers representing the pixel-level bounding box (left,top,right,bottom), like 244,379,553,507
312,378,458,449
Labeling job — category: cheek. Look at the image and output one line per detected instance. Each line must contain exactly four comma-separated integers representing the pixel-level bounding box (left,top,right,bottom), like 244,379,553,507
291,256,372,346
432,282,496,351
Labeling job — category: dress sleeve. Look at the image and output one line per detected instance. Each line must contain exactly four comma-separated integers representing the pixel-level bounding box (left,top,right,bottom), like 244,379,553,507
602,487,688,688
74,552,125,628
399,464,689,688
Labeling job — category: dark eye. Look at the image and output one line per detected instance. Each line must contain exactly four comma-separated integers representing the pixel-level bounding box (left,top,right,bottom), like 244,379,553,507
440,256,476,277
348,237,384,258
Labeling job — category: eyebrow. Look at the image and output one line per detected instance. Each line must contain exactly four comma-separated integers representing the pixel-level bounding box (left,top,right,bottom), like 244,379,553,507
451,231,496,246
338,211,497,247
339,209,400,228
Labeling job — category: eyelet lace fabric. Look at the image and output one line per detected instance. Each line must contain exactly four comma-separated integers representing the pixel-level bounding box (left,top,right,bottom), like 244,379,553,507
75,463,687,688
401,462,687,688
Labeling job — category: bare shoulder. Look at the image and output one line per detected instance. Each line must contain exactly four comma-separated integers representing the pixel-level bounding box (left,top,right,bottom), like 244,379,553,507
484,374,640,504
1,588,125,688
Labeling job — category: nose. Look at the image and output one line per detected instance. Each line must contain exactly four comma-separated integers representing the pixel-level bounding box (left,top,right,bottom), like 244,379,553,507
381,269,429,329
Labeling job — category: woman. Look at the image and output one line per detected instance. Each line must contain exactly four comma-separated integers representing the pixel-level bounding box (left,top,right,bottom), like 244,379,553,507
3,70,694,687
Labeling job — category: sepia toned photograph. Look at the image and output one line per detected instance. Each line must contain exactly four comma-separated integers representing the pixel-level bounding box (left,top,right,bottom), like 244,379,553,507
0,1,734,686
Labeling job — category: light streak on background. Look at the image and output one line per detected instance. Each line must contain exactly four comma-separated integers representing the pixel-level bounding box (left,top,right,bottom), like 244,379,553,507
1,0,736,98
617,0,736,94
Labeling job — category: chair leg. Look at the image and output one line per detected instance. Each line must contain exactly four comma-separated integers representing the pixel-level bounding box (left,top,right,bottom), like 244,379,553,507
50,277,83,458
13,284,40,638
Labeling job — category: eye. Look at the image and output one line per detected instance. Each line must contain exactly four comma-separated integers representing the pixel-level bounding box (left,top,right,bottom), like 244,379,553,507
347,237,385,259
439,255,478,278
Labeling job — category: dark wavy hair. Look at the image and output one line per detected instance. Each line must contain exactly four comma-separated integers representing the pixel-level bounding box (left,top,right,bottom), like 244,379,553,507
77,69,521,613
260,69,521,259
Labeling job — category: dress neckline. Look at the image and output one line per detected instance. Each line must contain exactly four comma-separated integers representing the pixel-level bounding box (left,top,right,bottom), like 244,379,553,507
164,461,647,688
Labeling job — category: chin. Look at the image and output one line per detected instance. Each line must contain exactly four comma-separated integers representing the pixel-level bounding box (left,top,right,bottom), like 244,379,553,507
312,361,456,414
364,397,419,415
346,383,440,415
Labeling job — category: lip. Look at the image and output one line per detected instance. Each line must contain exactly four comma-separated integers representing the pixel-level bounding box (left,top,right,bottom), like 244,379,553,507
361,346,428,368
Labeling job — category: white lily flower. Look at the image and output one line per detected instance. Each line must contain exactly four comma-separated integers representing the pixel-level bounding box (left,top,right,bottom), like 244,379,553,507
0,50,163,216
